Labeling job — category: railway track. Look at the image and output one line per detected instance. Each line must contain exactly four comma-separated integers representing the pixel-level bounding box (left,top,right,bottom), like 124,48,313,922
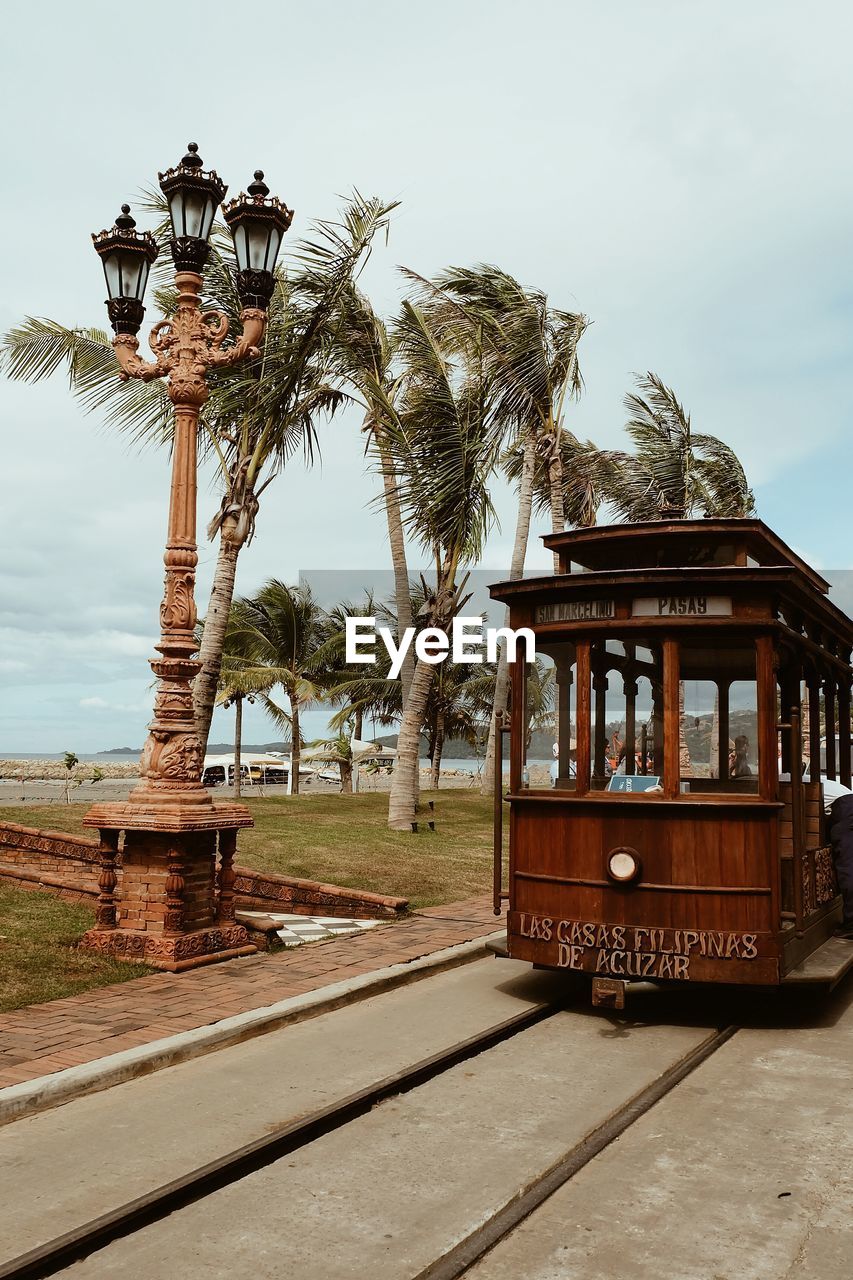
1,994,738,1280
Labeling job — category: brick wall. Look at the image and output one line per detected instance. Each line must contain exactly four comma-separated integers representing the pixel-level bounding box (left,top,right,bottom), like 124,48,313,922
0,822,408,920
233,865,408,919
0,821,101,902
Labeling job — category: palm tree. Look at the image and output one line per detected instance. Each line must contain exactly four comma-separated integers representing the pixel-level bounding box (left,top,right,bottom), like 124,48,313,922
232,581,328,795
62,751,79,805
211,604,279,798
331,289,416,711
502,430,607,529
425,658,496,788
402,265,588,796
382,301,499,829
1,193,397,752
600,372,756,521
524,658,557,749
305,731,357,794
317,594,401,744
598,372,756,778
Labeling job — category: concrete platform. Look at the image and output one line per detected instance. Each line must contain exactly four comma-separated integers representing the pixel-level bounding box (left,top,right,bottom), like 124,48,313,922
45,982,718,1279
0,958,541,1265
467,975,853,1280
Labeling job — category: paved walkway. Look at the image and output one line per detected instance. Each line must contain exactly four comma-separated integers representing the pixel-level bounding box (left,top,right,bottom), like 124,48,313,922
0,898,504,1089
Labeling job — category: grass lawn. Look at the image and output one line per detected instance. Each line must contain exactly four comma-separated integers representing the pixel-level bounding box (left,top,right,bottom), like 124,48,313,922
0,885,152,1012
0,791,496,910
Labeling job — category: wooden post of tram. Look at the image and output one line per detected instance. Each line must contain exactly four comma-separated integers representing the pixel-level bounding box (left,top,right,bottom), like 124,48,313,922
825,678,838,780
575,642,591,796
839,681,852,789
756,635,778,802
662,638,680,799
807,672,823,776
789,706,805,937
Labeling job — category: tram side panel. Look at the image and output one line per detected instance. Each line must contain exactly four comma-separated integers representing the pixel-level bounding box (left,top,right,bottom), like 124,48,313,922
507,800,781,985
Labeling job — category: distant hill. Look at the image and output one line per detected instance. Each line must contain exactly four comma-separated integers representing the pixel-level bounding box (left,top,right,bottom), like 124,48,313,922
112,718,755,764
108,732,561,761
374,729,555,759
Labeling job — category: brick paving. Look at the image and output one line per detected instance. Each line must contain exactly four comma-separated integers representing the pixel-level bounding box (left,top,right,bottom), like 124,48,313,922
0,898,505,1089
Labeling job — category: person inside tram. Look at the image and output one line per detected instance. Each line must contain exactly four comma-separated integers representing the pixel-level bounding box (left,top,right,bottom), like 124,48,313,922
826,784,853,940
828,790,853,939
550,741,577,786
783,755,853,941
729,735,752,778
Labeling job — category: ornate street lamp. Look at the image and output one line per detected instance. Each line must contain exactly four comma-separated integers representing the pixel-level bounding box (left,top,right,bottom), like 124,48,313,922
83,145,291,972
159,142,226,272
223,170,293,308
92,205,158,335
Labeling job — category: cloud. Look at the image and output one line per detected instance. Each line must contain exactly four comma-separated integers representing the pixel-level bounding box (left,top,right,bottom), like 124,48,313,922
2,0,852,748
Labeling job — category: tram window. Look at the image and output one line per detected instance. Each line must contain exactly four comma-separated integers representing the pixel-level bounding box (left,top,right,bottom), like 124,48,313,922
679,644,759,793
526,642,576,789
589,639,663,793
681,680,720,780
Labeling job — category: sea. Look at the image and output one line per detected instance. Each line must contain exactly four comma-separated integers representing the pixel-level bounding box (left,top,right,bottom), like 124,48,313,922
0,753,552,773
0,753,139,764
418,758,550,774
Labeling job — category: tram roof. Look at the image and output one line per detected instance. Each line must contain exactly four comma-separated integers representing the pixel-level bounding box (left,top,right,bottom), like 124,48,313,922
488,518,853,650
540,519,830,592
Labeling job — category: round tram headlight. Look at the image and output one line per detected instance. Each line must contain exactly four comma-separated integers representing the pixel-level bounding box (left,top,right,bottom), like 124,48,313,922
606,846,642,884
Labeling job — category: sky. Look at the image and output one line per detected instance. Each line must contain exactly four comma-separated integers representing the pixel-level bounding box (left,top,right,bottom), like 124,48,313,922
1,0,851,753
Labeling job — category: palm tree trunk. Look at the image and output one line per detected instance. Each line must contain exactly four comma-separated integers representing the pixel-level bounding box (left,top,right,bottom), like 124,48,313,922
233,695,243,799
548,432,566,570
379,434,419,809
194,533,240,750
430,710,445,789
354,706,363,742
388,658,436,830
291,700,301,796
379,436,415,706
481,433,537,797
340,758,353,794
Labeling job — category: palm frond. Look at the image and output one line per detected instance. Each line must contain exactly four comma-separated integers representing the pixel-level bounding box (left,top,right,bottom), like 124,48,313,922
692,433,756,517
381,301,498,565
1,318,172,444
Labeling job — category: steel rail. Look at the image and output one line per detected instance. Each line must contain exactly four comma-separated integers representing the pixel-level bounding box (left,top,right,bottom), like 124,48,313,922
0,1002,557,1280
410,1023,739,1280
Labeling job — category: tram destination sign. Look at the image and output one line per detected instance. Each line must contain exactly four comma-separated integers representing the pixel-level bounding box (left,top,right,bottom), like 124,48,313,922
534,600,615,623
632,595,732,617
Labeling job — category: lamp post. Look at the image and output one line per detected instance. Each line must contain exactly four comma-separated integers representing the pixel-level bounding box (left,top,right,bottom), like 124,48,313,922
81,145,292,971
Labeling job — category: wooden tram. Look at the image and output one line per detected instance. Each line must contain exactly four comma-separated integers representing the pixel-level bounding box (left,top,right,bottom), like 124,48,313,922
490,519,853,1001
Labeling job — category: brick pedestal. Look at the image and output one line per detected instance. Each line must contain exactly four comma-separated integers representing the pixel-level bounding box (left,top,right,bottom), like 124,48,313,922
80,800,256,972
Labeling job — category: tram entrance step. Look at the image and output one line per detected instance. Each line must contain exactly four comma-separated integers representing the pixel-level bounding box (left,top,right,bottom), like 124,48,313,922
783,936,853,987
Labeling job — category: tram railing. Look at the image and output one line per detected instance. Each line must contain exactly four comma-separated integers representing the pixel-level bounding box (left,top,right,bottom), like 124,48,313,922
778,706,806,937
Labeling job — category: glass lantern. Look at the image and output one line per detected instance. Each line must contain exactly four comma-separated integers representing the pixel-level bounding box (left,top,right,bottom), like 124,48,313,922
222,171,293,308
91,205,159,335
158,143,227,273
